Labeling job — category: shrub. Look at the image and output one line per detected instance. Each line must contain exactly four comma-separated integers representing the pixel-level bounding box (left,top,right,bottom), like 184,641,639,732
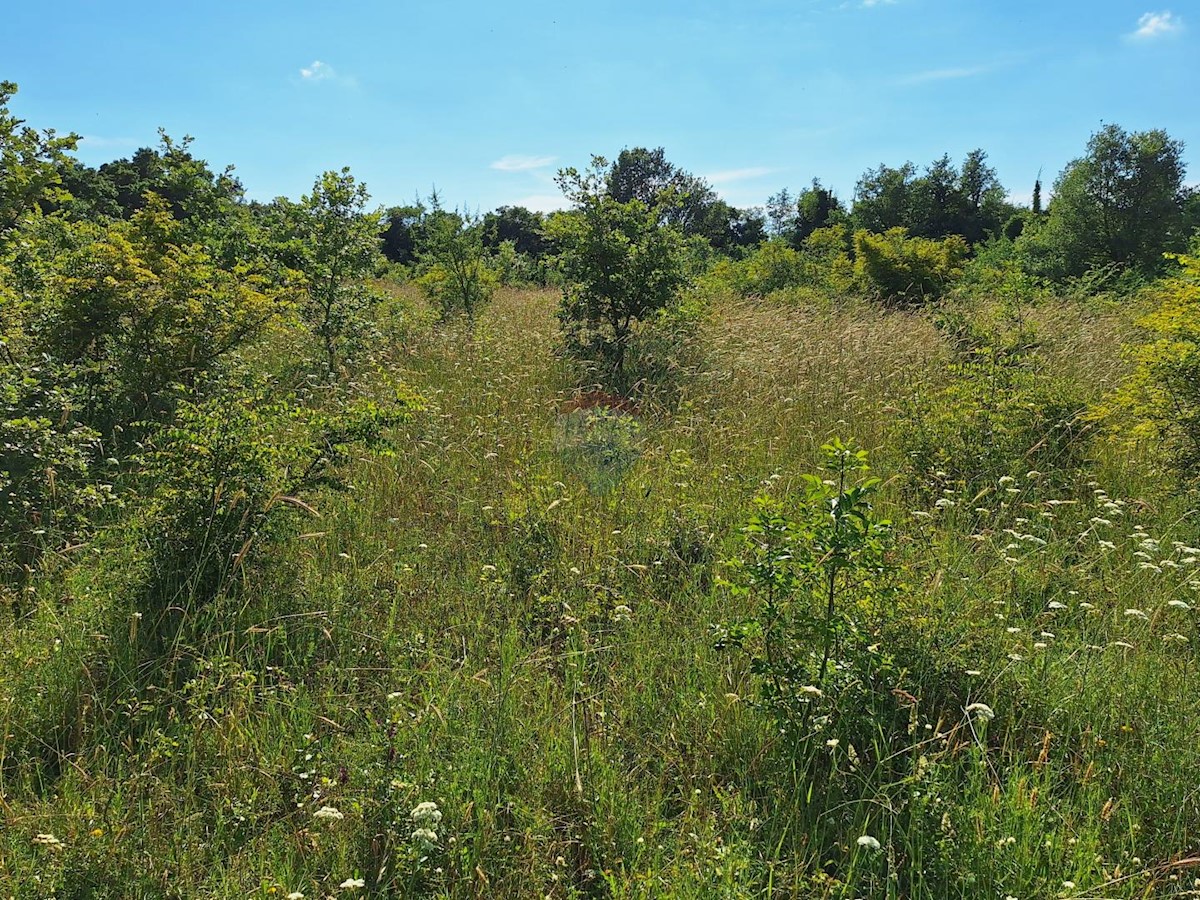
853,227,968,304
416,204,498,324
1096,250,1200,479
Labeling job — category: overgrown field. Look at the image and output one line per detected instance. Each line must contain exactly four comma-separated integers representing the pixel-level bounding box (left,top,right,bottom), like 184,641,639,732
6,281,1200,898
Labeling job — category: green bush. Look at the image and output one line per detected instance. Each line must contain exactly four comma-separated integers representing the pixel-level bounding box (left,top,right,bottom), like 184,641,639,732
853,227,968,304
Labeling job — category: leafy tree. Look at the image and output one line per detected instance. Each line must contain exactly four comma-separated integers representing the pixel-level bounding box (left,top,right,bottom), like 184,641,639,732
380,202,425,266
765,188,795,237
605,146,760,251
288,168,385,377
958,149,1007,243
0,81,79,245
795,180,845,244
30,195,287,433
480,205,549,258
1021,125,1189,278
852,162,917,234
415,200,497,325
550,159,688,381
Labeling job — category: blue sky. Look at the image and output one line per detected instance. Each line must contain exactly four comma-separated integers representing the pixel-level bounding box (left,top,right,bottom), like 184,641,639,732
5,1,1196,214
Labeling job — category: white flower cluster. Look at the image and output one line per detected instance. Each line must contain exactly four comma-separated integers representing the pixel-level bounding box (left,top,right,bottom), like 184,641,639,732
411,800,442,845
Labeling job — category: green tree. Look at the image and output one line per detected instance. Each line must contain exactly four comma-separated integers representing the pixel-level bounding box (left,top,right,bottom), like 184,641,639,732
380,202,425,265
1021,125,1189,278
0,81,79,245
480,205,549,258
288,168,385,376
550,158,688,382
852,162,917,234
415,199,497,325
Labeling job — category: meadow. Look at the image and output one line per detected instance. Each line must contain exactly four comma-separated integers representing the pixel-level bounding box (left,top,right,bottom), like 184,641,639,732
5,276,1200,899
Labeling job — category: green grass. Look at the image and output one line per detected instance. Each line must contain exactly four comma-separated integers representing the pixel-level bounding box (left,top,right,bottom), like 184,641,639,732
3,286,1199,898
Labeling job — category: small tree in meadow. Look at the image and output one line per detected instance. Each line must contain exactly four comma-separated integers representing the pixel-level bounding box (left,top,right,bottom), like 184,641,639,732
290,168,384,377
415,199,497,325
550,158,688,383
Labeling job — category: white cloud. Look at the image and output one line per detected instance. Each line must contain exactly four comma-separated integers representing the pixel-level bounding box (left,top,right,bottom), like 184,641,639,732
861,0,896,6
1130,10,1184,39
898,65,992,85
490,154,557,172
512,193,571,213
300,60,335,81
704,166,775,185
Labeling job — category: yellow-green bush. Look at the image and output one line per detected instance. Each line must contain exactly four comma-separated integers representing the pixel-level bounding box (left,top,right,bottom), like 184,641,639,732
853,227,968,304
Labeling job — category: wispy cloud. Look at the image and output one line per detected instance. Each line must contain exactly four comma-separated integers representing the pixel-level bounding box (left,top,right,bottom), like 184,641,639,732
1129,10,1184,39
491,154,557,172
704,167,775,185
298,60,355,86
861,0,896,7
898,64,993,85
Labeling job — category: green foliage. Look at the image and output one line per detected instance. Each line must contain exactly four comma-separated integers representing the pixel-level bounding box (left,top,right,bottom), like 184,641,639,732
0,81,79,243
900,358,1089,500
550,159,689,384
851,150,1010,244
853,227,968,304
724,440,897,729
1018,124,1189,279
415,202,498,324
289,168,385,377
33,196,287,433
141,381,417,611
1096,251,1200,478
0,365,115,583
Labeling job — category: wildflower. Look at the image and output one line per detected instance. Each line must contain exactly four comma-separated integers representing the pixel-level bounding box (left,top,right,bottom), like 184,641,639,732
1124,608,1149,620
797,685,823,698
288,893,305,900
314,806,344,821
1112,641,1134,649
1034,642,1048,650
411,827,438,844
1062,880,1076,890
340,878,365,890
826,738,840,748
965,669,982,676
612,604,633,622
1079,602,1096,610
965,703,995,721
411,801,442,825
856,835,882,852
1168,600,1192,610
32,833,63,846
1098,540,1116,550
1048,601,1067,610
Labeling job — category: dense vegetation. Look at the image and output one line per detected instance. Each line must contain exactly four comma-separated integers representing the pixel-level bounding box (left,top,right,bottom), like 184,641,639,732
4,79,1200,897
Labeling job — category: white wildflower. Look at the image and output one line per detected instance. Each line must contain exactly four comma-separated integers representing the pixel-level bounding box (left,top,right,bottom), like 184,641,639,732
965,702,995,721
340,878,366,890
856,834,882,852
314,806,344,822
